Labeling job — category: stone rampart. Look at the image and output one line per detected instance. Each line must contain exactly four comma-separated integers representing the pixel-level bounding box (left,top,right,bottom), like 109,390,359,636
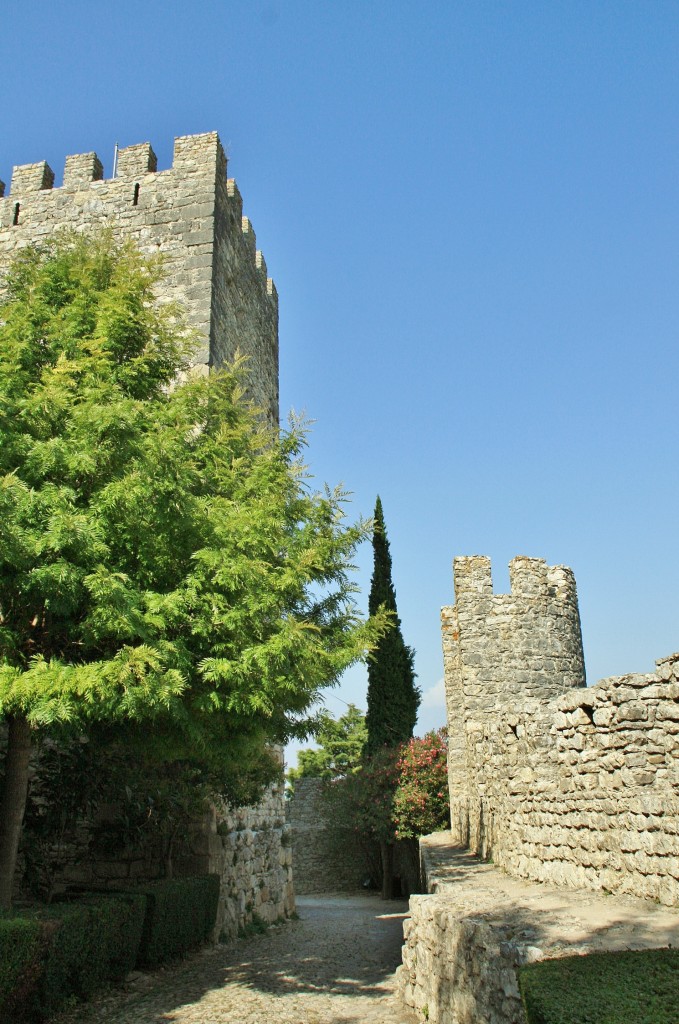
443,556,679,906
50,773,294,943
0,132,278,421
398,832,679,1024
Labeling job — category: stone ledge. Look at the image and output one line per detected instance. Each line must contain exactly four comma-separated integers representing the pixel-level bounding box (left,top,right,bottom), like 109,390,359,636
398,832,679,1024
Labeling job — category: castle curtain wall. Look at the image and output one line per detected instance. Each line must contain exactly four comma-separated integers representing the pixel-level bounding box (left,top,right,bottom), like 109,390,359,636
444,556,679,906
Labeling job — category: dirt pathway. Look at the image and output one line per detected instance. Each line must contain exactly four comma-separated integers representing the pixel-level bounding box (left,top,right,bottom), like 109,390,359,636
53,894,418,1024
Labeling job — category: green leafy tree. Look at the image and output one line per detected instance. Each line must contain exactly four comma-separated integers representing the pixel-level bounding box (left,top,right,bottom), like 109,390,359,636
0,233,387,907
363,496,419,896
365,497,419,753
287,703,367,783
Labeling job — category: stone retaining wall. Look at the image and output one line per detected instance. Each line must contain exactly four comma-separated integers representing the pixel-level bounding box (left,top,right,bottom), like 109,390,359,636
11,740,294,942
397,832,679,1024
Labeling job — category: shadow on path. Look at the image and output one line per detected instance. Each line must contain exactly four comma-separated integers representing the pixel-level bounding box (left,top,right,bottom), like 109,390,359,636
52,894,417,1024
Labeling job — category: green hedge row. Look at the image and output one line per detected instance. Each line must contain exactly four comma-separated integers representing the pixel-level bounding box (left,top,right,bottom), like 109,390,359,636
132,874,220,966
0,917,45,1023
0,875,220,1022
519,947,679,1024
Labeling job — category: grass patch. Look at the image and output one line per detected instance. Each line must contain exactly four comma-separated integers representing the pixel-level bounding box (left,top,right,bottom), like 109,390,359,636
519,947,679,1024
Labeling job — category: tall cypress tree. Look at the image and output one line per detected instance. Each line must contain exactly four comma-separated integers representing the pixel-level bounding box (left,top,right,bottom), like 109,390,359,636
365,496,420,754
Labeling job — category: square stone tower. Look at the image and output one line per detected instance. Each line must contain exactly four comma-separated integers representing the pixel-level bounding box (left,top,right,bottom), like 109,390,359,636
0,132,278,422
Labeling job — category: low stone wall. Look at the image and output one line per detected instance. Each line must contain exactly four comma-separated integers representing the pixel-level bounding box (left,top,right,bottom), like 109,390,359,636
286,778,368,893
455,655,679,906
180,779,294,942
397,832,679,1024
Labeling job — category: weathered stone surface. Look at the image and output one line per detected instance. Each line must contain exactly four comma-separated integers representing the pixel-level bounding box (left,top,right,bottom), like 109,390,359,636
0,132,278,423
287,777,370,893
397,834,679,1024
442,555,679,907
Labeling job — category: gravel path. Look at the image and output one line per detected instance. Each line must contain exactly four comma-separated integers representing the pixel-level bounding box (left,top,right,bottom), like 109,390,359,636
52,894,418,1024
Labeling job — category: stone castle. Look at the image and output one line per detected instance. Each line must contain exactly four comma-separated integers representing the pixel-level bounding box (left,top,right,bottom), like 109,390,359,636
399,554,679,1024
4,131,678,1017
0,131,278,422
0,132,292,940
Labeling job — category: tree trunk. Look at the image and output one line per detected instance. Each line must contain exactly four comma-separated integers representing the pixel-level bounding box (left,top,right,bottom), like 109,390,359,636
380,839,394,900
0,715,33,909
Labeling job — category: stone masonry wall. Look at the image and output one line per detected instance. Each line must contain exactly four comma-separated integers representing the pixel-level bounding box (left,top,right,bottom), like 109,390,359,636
398,832,679,1024
286,778,368,893
443,555,679,906
188,777,295,942
54,773,294,943
0,132,278,421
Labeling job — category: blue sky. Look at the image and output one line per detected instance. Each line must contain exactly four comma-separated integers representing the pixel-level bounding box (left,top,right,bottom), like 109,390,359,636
4,1,679,765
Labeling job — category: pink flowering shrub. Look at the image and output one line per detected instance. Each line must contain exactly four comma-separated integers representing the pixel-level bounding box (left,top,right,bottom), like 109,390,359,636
324,728,449,844
392,728,449,840
326,745,400,845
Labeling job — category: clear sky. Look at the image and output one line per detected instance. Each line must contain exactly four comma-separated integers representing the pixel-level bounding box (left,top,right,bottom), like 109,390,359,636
3,1,679,767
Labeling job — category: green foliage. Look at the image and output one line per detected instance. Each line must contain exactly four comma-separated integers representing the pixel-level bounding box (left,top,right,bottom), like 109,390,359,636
327,730,449,844
0,893,146,1021
38,894,145,1009
132,874,220,966
288,704,367,783
0,233,388,901
519,948,679,1024
393,729,449,840
0,231,386,740
0,916,45,1023
238,911,269,939
365,496,419,754
327,745,401,846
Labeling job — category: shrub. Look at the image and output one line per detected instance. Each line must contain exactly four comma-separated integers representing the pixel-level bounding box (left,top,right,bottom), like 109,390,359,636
81,893,147,981
133,874,220,966
0,917,46,1023
393,729,449,840
519,947,679,1024
37,892,146,1013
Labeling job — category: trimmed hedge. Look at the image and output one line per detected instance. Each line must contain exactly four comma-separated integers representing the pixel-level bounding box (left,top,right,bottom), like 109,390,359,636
132,874,220,966
519,947,679,1024
0,893,146,1021
0,917,46,1023
38,893,146,1013
0,876,220,1019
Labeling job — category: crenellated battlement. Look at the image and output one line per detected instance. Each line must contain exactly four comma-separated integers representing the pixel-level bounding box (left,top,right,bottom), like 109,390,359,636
453,554,579,604
441,553,679,906
2,133,276,311
0,132,279,422
5,133,228,194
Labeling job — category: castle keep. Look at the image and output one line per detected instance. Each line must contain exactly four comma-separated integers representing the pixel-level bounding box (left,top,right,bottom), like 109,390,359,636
0,131,278,422
0,133,292,938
